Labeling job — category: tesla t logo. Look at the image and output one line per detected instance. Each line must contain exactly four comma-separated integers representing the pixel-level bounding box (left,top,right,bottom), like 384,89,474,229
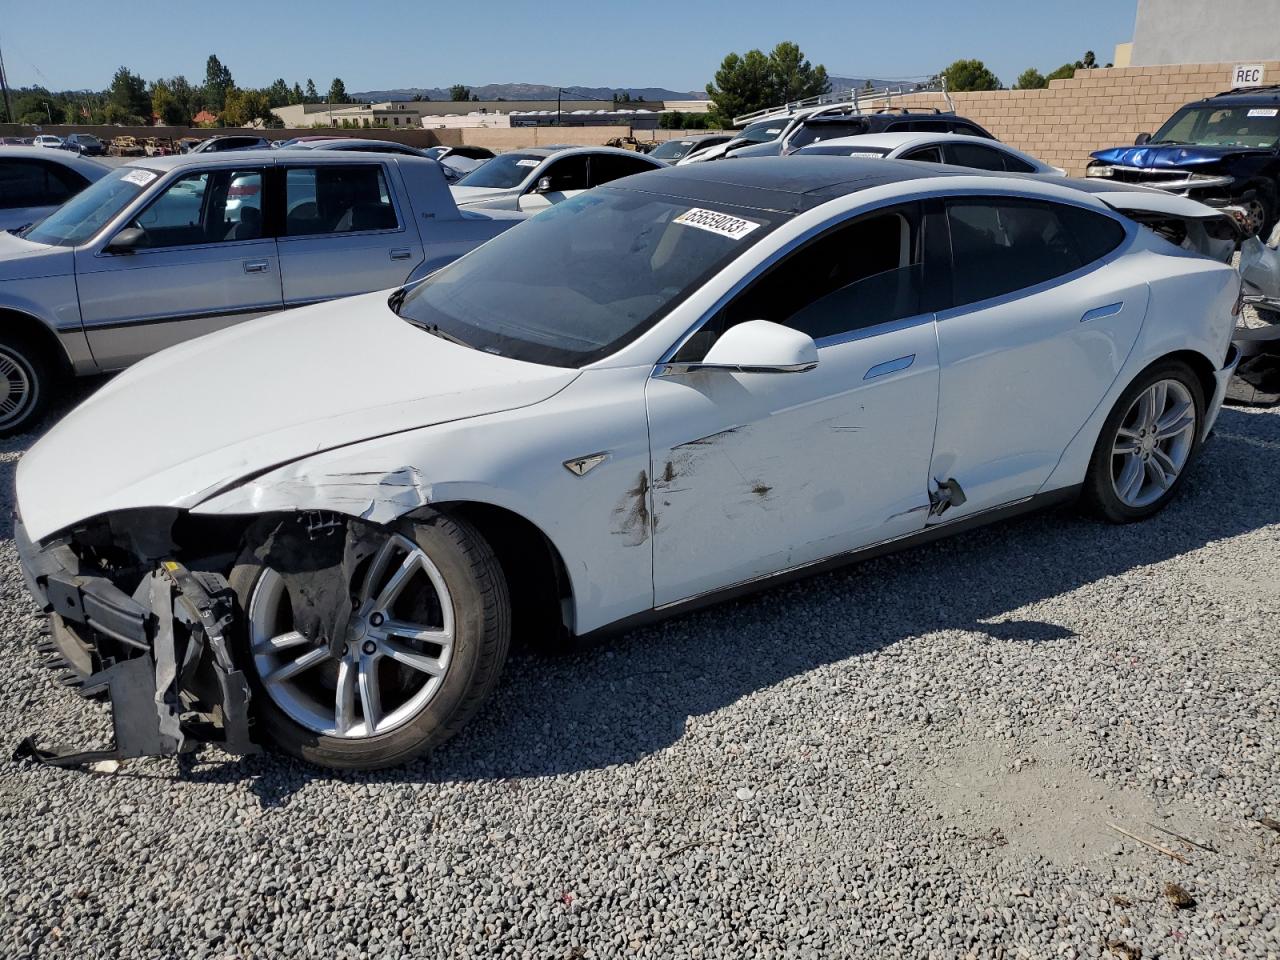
1231,64,1266,87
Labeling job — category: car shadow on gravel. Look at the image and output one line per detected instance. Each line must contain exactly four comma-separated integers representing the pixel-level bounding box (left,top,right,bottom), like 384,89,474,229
14,405,1280,803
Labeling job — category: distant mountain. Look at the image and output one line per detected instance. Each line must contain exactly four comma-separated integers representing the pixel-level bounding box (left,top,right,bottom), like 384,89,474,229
351,83,709,103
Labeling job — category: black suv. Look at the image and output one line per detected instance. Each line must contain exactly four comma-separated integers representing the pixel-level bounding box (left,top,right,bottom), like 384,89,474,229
728,109,995,159
1086,85,1280,236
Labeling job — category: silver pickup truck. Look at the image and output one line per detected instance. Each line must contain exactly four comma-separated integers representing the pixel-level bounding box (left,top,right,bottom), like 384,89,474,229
0,150,524,434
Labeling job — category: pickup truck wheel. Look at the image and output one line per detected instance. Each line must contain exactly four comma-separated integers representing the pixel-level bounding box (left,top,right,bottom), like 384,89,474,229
1240,187,1277,238
0,336,51,437
229,513,510,770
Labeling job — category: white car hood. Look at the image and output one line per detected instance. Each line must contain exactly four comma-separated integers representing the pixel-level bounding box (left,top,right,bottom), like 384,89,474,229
18,292,579,541
450,185,520,205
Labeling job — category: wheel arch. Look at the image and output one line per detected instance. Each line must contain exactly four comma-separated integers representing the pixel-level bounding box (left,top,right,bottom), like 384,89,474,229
410,501,575,648
0,307,74,377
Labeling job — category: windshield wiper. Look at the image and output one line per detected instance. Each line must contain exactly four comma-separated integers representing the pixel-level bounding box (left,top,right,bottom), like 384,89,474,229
1148,139,1189,145
404,317,474,349
387,286,409,312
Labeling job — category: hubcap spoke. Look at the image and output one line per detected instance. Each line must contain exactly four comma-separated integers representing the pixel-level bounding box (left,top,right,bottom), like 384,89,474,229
265,646,329,684
381,618,450,644
374,553,421,611
334,658,357,735
255,630,311,654
358,657,382,733
1145,455,1172,490
383,638,446,676
1118,454,1145,502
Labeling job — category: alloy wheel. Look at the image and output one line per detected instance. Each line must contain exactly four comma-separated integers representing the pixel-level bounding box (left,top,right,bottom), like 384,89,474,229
247,533,455,738
1110,378,1197,509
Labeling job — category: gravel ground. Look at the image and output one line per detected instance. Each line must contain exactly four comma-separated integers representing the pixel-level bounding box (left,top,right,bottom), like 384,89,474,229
0,381,1277,960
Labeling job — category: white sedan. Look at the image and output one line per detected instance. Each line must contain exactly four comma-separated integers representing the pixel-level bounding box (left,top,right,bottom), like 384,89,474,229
16,158,1240,770
793,132,1066,176
449,145,663,212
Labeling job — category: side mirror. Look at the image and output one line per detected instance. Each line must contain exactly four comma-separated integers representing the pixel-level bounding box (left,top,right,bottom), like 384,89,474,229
666,319,818,375
1134,132,1152,146
104,226,146,254
535,176,553,193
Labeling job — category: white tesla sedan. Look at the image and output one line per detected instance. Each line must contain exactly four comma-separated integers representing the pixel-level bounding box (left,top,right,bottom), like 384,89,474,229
792,131,1066,175
16,159,1240,770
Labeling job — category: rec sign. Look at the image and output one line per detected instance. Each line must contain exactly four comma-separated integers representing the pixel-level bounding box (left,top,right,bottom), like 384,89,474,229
1231,64,1266,87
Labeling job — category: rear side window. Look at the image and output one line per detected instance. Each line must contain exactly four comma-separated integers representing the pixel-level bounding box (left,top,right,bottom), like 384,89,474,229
901,146,943,164
947,121,992,139
944,143,1010,172
946,199,1086,305
588,154,657,187
787,120,869,150
1057,205,1128,263
285,164,398,235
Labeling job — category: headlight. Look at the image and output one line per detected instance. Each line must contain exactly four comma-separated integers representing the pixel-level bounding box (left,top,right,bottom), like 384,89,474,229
1086,164,1114,178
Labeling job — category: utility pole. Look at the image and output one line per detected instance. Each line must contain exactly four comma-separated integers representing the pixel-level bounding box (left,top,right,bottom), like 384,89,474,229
556,87,562,126
0,32,13,126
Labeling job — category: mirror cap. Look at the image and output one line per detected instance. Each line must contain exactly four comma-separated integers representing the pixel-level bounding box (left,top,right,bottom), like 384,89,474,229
698,319,819,373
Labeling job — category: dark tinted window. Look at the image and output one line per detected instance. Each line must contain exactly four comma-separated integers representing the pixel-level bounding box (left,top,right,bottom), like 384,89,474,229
787,120,870,150
901,146,943,164
947,199,1094,305
588,154,656,187
946,121,992,139
944,143,1010,171
713,205,923,344
1000,152,1037,173
0,160,84,209
285,165,397,235
536,155,589,192
888,119,952,133
1058,205,1128,263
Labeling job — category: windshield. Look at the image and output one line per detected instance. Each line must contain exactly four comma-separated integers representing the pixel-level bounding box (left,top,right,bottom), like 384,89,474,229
22,166,158,247
1152,104,1280,148
787,120,870,151
736,121,786,145
394,187,786,366
454,153,544,189
650,140,699,160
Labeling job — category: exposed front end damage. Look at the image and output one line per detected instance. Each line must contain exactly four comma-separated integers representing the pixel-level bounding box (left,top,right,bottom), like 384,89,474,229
13,510,260,766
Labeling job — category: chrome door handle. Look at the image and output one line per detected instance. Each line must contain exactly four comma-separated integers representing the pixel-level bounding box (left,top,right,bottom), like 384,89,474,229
390,248,412,260
864,354,915,380
1081,302,1123,323
243,259,269,274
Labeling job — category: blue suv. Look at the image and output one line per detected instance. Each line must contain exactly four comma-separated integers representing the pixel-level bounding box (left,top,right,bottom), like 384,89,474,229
1086,85,1280,237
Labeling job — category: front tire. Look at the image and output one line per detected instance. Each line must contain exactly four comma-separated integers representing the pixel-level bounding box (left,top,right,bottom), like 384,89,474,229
0,335,51,437
229,513,510,770
1082,360,1205,523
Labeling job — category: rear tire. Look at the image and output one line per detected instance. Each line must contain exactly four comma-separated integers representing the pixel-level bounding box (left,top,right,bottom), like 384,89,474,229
1082,359,1205,523
229,513,510,770
0,335,52,437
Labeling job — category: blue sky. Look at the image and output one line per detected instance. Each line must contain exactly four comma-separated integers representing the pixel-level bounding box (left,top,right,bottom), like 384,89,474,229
2,0,1139,94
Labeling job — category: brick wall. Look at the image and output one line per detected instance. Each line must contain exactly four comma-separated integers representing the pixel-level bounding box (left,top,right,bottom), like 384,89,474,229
879,61,1280,176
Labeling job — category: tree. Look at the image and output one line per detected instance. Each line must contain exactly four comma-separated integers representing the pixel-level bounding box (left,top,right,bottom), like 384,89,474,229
266,78,290,108
109,66,151,122
1046,63,1077,82
204,54,234,112
305,79,319,103
1014,68,1047,90
328,77,349,104
1082,50,1097,69
221,87,273,127
769,41,829,104
940,59,1000,92
289,82,304,105
449,84,471,102
705,49,776,123
706,41,829,123
863,79,874,91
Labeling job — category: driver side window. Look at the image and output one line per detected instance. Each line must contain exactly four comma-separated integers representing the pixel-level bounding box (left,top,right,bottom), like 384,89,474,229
131,168,264,247
676,204,926,360
534,155,589,193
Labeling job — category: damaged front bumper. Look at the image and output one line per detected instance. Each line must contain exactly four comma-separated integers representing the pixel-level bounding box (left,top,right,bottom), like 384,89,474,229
13,516,258,767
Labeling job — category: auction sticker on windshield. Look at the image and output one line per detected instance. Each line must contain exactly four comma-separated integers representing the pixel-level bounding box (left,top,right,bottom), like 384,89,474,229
673,207,762,240
1248,108,1278,117
516,159,541,167
122,169,157,186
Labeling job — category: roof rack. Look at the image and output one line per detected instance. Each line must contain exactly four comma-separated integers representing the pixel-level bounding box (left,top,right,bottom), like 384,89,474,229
732,78,952,127
1212,84,1280,97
